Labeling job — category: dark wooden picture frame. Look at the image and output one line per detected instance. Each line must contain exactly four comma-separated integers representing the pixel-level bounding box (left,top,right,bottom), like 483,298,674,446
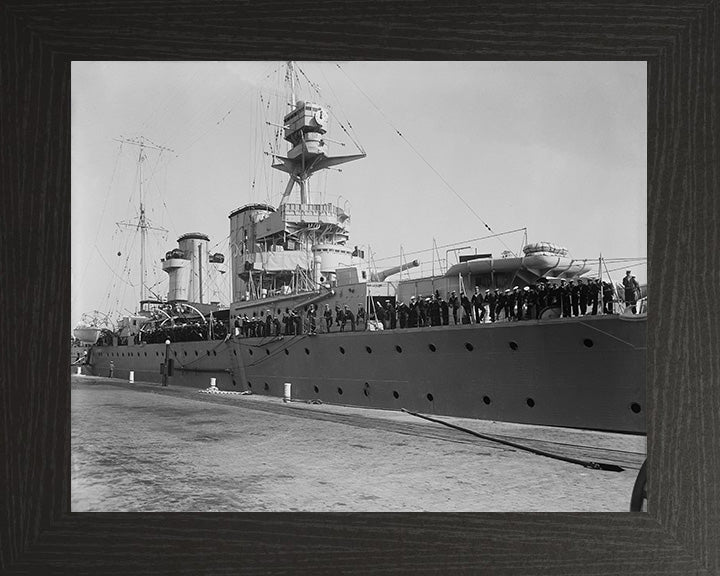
1,1,718,574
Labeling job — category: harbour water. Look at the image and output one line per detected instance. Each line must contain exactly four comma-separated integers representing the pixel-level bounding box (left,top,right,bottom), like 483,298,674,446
72,375,646,512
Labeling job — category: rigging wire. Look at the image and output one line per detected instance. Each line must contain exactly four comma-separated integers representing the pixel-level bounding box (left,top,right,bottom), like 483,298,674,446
373,227,527,264
76,141,124,296
179,63,284,155
335,63,515,256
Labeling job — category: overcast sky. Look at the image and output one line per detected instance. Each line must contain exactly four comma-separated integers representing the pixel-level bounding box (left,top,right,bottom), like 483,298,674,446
71,61,646,327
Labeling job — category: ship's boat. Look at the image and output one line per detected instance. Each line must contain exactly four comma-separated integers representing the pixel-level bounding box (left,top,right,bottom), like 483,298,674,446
78,62,646,434
73,326,102,344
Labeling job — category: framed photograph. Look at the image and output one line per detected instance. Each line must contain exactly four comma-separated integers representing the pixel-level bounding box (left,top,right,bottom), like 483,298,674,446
2,1,718,574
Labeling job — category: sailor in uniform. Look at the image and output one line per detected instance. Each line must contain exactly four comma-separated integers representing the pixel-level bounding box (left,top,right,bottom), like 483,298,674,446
460,292,472,324
569,280,579,317
418,296,428,327
578,279,589,316
386,299,397,329
602,281,614,314
408,296,419,328
448,291,460,324
485,289,496,322
472,286,485,323
440,294,449,325
356,304,366,330
307,305,316,334
343,305,355,331
397,301,409,328
559,280,571,318
522,285,534,320
323,304,333,332
513,286,523,321
622,270,640,313
506,287,517,321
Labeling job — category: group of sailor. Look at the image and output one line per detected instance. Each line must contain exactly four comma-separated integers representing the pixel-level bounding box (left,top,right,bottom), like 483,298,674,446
225,271,642,338
389,274,638,328
142,319,228,344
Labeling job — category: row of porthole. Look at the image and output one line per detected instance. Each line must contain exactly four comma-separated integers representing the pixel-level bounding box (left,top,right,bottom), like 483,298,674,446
98,351,160,357
98,338,596,359
272,338,596,357
98,349,222,358
166,350,219,357
243,381,641,414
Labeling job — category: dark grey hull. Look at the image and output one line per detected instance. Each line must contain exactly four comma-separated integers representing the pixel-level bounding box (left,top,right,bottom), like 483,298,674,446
84,314,646,433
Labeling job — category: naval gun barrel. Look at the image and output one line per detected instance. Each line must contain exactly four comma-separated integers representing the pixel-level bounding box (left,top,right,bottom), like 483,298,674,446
371,259,420,282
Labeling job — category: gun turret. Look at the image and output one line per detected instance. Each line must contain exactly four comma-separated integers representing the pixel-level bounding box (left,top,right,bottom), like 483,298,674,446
371,260,420,282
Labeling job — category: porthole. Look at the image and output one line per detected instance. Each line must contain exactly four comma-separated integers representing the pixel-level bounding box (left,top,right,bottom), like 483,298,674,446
631,402,642,414
248,381,253,388
337,387,343,395
305,348,310,355
213,350,217,356
428,344,437,352
366,346,373,354
206,350,210,356
339,346,346,354
284,349,289,356
233,350,237,356
363,389,369,397
184,351,187,356
144,352,147,357
526,398,535,408
264,382,269,391
248,349,253,356
426,393,434,402
195,350,199,356
395,345,402,353
266,349,270,355
583,338,594,348
509,341,518,351
465,342,474,351
483,395,491,405
393,390,399,399
313,385,319,393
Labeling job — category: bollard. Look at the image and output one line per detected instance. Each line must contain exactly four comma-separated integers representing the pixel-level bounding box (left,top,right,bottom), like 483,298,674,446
284,382,292,403
129,371,134,383
76,366,81,375
210,377,217,389
162,340,171,387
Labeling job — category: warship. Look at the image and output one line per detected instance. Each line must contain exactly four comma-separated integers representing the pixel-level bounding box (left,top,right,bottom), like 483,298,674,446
75,62,646,434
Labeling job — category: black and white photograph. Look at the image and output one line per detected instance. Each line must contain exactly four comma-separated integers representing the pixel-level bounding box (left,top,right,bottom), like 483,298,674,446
71,61,647,512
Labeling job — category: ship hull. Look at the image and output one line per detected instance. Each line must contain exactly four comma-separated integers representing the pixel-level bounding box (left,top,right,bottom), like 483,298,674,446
83,315,646,433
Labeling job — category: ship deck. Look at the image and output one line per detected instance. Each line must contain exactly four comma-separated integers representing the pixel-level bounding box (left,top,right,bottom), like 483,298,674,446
72,374,646,512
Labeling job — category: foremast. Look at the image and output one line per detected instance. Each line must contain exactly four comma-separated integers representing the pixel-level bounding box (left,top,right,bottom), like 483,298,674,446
229,62,367,303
